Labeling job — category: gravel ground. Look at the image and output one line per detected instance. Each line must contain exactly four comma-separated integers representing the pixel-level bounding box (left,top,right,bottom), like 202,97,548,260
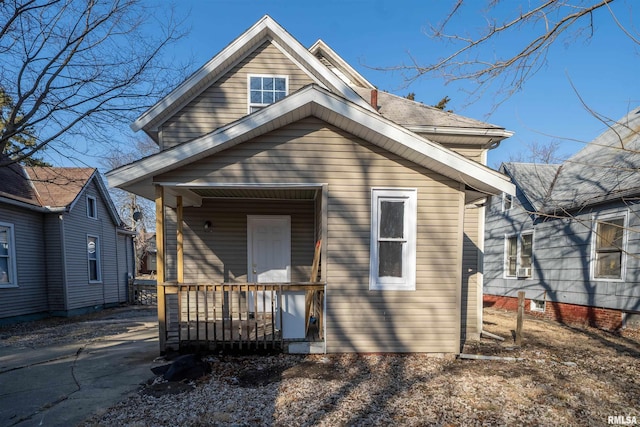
2,306,638,426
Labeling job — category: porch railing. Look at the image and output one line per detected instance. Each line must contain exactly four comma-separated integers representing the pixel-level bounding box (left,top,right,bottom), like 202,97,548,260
158,282,325,352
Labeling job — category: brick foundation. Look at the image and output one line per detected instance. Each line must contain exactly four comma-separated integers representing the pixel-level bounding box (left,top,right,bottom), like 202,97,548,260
483,295,624,331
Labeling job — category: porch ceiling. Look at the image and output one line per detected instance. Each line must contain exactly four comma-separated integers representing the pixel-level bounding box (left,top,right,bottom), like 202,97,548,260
191,188,317,199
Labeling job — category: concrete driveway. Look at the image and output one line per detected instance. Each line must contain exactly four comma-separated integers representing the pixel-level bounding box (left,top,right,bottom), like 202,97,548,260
0,307,159,427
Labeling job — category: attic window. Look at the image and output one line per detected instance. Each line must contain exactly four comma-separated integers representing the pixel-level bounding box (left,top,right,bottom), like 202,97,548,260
248,75,287,113
87,195,97,219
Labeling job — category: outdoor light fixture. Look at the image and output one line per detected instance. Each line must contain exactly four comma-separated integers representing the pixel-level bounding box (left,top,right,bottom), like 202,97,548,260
204,220,212,231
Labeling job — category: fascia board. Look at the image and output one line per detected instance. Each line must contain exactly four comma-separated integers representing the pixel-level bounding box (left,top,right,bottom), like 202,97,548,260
132,15,374,133
113,85,514,196
310,93,516,196
109,87,318,188
132,16,272,132
254,17,374,112
406,125,514,139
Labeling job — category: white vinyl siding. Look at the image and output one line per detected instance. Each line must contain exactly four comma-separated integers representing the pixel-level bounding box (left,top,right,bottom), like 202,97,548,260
369,189,417,291
0,222,17,287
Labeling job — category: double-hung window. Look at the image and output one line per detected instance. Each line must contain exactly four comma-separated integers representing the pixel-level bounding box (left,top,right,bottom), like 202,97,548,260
248,75,287,113
0,223,17,287
87,235,101,283
369,189,417,291
593,216,625,280
505,233,533,278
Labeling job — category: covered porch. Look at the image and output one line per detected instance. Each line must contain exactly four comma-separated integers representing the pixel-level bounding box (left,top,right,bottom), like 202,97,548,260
153,183,328,353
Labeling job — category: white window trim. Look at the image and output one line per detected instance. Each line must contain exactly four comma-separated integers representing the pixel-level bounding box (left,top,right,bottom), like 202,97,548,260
502,193,513,212
530,299,546,312
247,74,288,114
0,222,18,288
87,195,98,219
591,212,627,282
504,231,534,279
87,234,102,283
369,188,417,291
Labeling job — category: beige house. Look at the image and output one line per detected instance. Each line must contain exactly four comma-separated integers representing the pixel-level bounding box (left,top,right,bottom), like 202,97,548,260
107,15,514,354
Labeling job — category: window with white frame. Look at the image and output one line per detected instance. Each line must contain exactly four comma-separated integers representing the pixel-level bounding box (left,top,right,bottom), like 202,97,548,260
248,75,287,113
369,189,417,291
505,232,533,278
593,216,625,280
0,223,17,287
87,195,97,219
502,193,513,211
530,299,546,312
87,235,101,282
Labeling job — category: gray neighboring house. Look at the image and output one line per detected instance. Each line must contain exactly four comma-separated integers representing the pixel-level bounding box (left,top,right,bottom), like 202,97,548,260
484,107,640,330
0,164,135,322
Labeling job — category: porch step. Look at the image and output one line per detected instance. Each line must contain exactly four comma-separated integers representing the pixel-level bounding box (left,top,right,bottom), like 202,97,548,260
287,341,325,354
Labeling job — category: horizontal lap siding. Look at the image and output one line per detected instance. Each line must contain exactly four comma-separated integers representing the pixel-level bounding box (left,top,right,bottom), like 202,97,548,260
0,205,48,319
44,214,65,311
158,117,464,353
484,194,640,312
63,180,124,311
180,199,315,283
161,42,315,149
461,205,481,338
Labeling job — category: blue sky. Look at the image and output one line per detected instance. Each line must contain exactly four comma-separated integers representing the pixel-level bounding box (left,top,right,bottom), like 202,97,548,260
69,0,639,170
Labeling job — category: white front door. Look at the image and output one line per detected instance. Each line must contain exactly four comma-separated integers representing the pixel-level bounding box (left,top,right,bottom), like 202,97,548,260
247,215,291,283
247,215,305,339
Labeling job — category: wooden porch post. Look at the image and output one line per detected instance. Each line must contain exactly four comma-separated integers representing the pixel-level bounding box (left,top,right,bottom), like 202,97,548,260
155,185,166,352
177,196,184,284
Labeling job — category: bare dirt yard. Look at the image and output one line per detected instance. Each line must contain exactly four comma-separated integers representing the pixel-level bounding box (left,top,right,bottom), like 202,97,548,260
3,307,639,426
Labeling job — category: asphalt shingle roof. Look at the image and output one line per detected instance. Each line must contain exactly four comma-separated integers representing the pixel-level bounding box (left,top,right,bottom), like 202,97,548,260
0,165,95,209
504,106,640,213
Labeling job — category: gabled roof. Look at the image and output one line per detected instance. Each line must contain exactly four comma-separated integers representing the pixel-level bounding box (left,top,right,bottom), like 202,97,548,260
353,87,512,141
132,15,374,139
502,163,562,212
502,106,640,213
0,165,122,223
108,84,514,202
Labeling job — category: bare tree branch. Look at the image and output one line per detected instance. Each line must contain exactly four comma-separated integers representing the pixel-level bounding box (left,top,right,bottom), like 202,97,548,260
374,1,636,111
0,0,190,166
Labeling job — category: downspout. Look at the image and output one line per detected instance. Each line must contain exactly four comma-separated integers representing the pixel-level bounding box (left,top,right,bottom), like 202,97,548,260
59,214,70,313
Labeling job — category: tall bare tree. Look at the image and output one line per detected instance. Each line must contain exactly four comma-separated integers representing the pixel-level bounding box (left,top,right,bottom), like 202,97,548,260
0,0,188,166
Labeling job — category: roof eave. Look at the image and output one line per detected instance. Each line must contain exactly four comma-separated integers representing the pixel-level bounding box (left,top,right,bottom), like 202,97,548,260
111,85,514,197
131,15,375,135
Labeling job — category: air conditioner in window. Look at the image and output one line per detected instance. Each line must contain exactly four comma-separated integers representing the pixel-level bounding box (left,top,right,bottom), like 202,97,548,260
516,267,531,278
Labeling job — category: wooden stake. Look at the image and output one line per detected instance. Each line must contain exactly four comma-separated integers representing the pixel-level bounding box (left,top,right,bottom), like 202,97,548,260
516,291,525,346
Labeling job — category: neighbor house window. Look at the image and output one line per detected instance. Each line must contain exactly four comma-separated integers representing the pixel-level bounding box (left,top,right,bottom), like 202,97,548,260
505,232,533,278
248,75,287,113
0,223,17,287
369,188,417,291
87,235,101,282
530,299,546,312
593,216,625,280
502,193,513,211
87,195,97,219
